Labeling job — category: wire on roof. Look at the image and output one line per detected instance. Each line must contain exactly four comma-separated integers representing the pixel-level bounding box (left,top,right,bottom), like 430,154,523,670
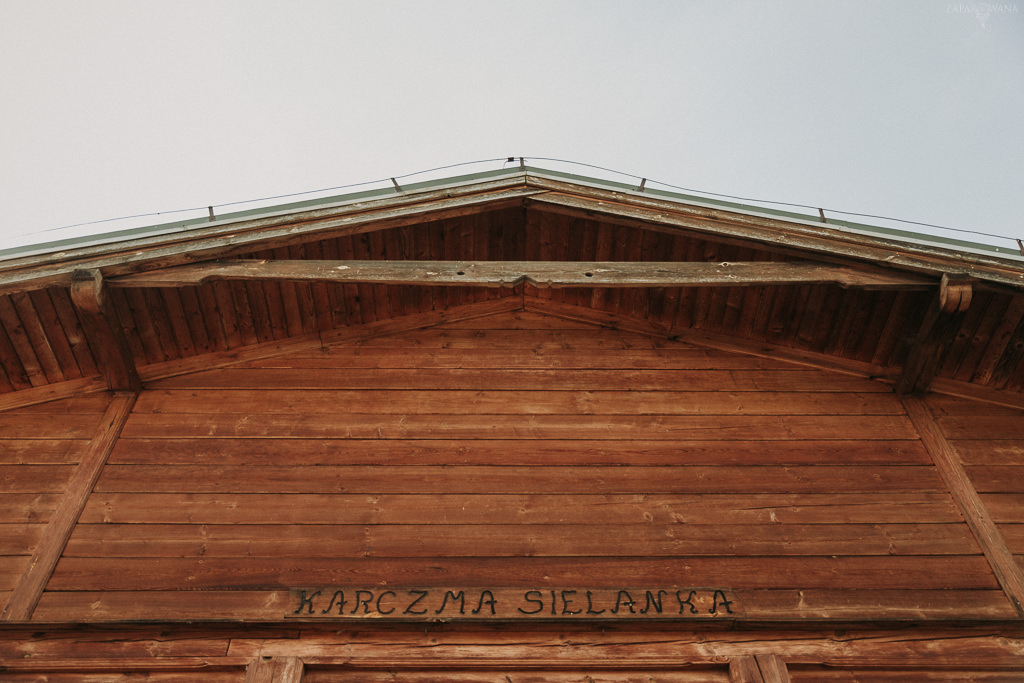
18,156,1018,246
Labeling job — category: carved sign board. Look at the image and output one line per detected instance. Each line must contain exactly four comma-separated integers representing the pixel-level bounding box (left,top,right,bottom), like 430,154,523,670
288,587,741,620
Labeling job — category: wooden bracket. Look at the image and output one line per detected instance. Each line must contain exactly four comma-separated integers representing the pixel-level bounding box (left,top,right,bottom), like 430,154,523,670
896,274,974,395
70,269,142,391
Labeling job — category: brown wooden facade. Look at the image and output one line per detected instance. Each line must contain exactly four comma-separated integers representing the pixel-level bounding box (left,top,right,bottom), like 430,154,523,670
1,169,1023,680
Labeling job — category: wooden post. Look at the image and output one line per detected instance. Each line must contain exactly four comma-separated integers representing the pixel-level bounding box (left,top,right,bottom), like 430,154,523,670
730,654,791,682
245,656,304,683
1,392,138,621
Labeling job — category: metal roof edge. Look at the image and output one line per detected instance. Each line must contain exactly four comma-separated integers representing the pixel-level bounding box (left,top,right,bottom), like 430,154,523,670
2,165,1020,278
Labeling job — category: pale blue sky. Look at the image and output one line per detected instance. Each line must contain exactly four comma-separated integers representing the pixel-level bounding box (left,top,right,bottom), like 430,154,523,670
1,1,1021,251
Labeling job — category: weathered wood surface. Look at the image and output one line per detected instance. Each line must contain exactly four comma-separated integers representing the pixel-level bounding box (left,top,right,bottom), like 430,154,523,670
109,259,935,289
79,492,963,525
106,438,931,466
90,464,944,494
45,556,1000,591
116,414,919,440
244,655,303,683
0,396,115,612
5,623,1024,678
4,623,1022,667
1,393,137,621
63,522,980,557
912,395,1024,615
9,313,1021,624
69,270,142,391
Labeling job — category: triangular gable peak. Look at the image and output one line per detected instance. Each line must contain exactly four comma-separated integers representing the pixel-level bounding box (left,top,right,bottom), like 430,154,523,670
1,167,1023,411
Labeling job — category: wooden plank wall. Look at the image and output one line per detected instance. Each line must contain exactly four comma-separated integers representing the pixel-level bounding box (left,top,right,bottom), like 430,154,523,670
18,310,1010,622
0,395,111,612
927,394,1024,586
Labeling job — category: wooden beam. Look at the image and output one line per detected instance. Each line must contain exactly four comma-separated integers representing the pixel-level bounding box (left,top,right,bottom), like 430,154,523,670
1,392,137,622
70,269,142,391
245,656,304,683
524,187,1024,291
109,260,935,290
896,274,974,394
903,395,1024,616
0,181,540,296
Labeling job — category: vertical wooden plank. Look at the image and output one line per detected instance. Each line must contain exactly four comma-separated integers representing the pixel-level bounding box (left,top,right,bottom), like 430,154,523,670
903,395,1024,615
246,655,304,683
1,391,137,621
198,283,232,351
755,654,791,683
143,287,181,361
0,294,48,387
973,295,1024,385
70,272,142,392
49,287,100,377
10,292,65,383
27,290,81,379
319,238,350,327
158,288,197,358
730,656,765,683
0,318,32,390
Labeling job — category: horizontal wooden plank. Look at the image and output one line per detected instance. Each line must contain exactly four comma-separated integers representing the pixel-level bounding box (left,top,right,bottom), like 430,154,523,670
0,415,103,439
924,395,1024,418
30,588,1016,622
63,522,980,558
0,671,245,682
5,623,1023,663
438,310,602,329
1000,525,1024,554
329,327,684,348
0,494,60,524
132,390,904,416
965,466,1024,493
0,396,114,414
0,636,235,661
149,367,891,392
983,494,1024,523
108,439,932,467
238,347,801,370
0,440,88,465
301,671,727,683
0,524,44,555
92,465,946,494
118,414,919,440
788,672,1024,682
0,466,74,493
953,440,1024,465
936,416,1024,440
80,492,964,526
0,557,30,590
46,556,999,591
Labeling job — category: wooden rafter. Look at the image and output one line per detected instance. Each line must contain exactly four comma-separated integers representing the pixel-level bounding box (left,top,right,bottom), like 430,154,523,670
109,259,935,290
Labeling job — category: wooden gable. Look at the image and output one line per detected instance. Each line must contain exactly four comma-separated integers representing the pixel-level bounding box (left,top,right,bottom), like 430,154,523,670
2,169,1024,680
